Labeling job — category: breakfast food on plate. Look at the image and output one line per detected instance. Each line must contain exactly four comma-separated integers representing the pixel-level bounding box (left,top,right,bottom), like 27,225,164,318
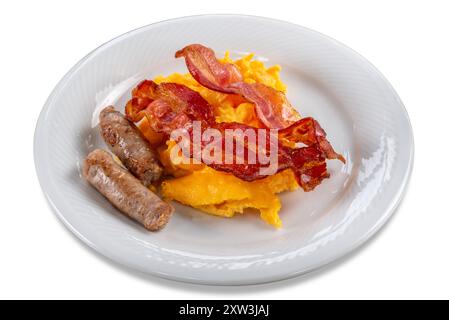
100,106,163,186
84,43,344,230
123,44,345,228
83,149,173,231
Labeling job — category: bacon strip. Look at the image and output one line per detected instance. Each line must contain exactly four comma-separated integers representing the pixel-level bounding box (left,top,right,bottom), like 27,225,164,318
175,44,301,128
125,80,215,133
175,44,243,93
199,122,330,191
279,118,346,163
125,81,341,190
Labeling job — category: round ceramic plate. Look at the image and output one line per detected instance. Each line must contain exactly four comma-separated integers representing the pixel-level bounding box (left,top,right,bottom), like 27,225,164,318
34,15,413,285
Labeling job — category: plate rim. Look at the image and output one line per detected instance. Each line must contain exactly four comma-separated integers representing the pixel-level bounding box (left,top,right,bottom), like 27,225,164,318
34,14,414,285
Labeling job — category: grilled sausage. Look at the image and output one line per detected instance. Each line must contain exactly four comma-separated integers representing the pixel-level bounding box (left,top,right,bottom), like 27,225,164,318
100,106,163,186
83,149,173,231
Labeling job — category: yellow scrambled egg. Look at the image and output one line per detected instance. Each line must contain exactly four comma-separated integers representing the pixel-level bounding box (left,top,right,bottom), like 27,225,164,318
142,53,298,228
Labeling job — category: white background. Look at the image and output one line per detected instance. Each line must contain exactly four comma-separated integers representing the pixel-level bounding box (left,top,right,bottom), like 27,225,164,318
1,0,448,300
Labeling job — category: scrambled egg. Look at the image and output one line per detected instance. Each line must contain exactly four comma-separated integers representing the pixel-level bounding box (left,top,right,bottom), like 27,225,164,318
161,167,298,228
143,53,298,228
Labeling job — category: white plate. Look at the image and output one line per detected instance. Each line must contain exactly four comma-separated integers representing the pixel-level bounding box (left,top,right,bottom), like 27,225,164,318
34,15,414,285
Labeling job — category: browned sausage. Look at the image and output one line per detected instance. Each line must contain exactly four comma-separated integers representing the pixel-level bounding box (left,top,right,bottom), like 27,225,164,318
83,149,173,231
100,106,163,186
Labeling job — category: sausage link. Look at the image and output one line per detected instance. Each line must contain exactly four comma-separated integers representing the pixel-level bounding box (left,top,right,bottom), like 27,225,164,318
83,149,173,231
100,106,163,186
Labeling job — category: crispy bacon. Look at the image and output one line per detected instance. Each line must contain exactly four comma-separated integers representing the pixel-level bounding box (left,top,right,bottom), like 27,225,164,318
125,80,215,132
125,81,341,190
175,44,301,128
279,118,346,163
289,147,329,191
175,44,243,93
143,99,193,134
228,82,300,129
198,122,330,191
196,121,288,182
